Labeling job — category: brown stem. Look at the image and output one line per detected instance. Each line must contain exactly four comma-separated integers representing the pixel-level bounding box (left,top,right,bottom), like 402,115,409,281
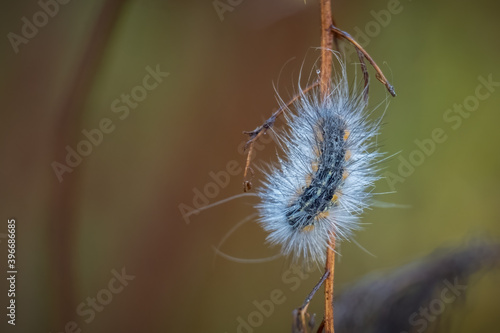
242,81,319,191
356,50,370,102
330,25,396,97
324,237,336,333
320,0,334,99
320,1,336,332
316,319,325,333
293,269,330,332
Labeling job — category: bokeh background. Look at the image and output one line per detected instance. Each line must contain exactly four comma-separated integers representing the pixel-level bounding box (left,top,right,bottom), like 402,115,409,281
1,0,499,332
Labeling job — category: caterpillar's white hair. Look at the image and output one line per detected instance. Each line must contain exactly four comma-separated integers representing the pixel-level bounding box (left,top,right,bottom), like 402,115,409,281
257,61,384,265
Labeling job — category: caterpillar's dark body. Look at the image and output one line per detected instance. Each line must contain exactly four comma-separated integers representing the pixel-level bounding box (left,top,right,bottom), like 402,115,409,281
286,119,347,230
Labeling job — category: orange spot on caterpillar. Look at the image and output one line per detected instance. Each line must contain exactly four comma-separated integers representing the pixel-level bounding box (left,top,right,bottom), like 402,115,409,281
305,174,312,187
314,123,324,142
313,146,321,157
331,192,341,203
312,161,319,172
343,130,350,141
345,150,351,161
289,187,303,204
302,225,315,233
315,211,330,220
342,171,349,180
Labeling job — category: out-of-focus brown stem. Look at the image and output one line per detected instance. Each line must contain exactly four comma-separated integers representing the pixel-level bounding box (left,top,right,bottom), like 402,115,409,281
48,0,127,327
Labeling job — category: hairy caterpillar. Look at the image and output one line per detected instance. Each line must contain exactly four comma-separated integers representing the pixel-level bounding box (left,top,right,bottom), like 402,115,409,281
257,63,383,265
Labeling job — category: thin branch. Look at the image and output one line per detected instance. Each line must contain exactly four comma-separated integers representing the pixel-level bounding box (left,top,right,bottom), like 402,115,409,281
242,81,319,191
320,0,334,98
324,237,336,333
319,1,336,332
293,270,330,333
330,25,396,97
356,50,370,102
316,319,325,333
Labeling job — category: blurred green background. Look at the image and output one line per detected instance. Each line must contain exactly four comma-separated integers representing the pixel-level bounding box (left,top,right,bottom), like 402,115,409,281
1,0,499,332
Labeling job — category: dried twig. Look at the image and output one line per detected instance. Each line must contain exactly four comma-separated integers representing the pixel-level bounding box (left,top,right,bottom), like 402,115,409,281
242,82,319,191
319,1,336,332
293,270,330,333
324,237,336,333
330,25,396,97
356,50,370,102
319,0,334,99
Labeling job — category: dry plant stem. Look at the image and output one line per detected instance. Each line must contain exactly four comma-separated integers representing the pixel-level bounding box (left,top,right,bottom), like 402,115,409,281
330,25,396,97
320,1,336,332
316,319,325,333
324,237,336,333
242,82,319,191
294,269,330,332
320,0,334,98
357,50,370,102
